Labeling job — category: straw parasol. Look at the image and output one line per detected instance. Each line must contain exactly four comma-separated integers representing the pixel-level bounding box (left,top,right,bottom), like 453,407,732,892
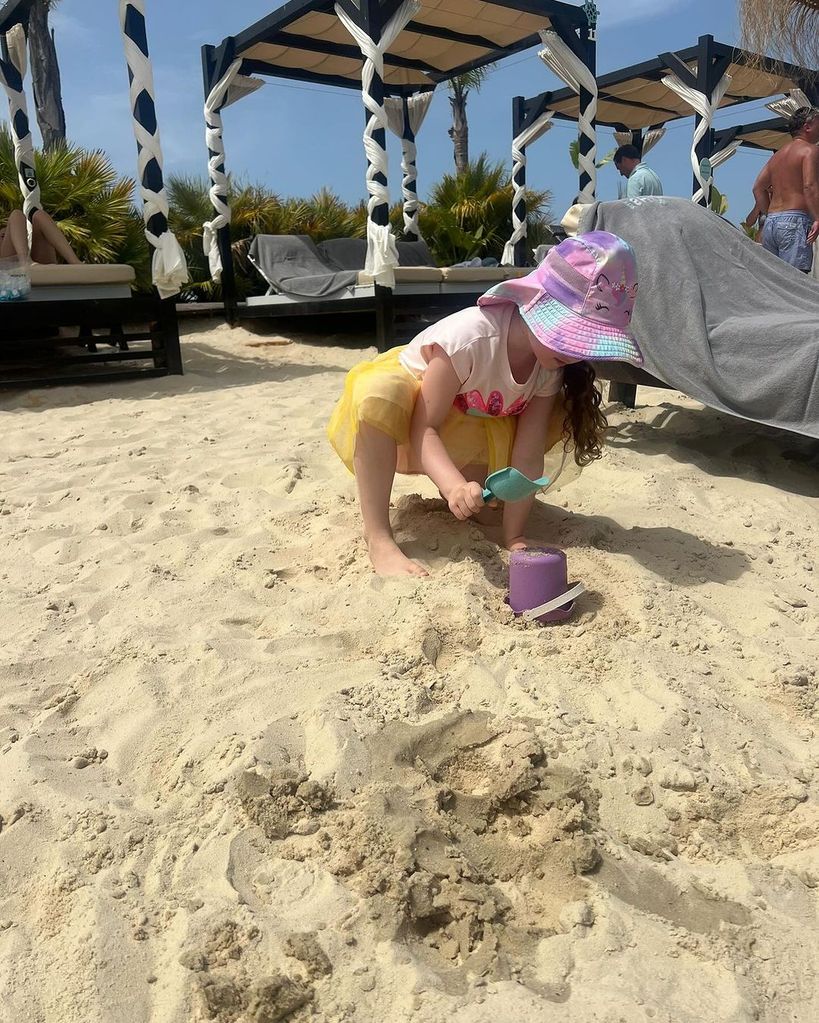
739,0,819,69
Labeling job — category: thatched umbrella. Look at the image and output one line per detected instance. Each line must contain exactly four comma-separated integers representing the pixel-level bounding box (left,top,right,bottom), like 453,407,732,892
739,0,819,68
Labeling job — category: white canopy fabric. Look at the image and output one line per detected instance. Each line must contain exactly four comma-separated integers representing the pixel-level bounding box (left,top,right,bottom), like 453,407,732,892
612,126,666,154
538,28,598,203
384,89,435,238
662,69,732,204
501,110,554,266
692,140,740,204
203,59,243,281
767,87,813,117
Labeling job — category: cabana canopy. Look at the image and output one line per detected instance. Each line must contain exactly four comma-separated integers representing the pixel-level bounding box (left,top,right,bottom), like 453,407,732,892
713,115,791,155
204,0,590,95
203,0,597,345
533,38,818,131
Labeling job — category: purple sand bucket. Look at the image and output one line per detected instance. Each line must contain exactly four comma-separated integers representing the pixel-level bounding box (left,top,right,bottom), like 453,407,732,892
508,547,585,624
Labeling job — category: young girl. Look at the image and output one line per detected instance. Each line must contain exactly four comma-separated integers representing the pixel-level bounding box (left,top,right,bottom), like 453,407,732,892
328,231,642,576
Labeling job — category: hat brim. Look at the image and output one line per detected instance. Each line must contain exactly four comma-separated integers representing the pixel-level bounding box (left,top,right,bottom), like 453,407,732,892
521,294,644,367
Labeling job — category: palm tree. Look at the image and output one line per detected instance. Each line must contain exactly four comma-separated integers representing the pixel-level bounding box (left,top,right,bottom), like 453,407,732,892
739,0,819,65
447,67,494,175
419,154,552,265
28,0,66,151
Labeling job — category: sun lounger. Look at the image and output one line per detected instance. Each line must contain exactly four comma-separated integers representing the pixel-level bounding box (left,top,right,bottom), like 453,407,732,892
581,197,819,437
0,262,181,388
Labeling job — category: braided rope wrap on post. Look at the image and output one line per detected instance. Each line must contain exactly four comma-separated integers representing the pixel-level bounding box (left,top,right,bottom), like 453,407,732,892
538,30,598,203
662,70,731,205
120,0,188,298
203,59,243,280
501,111,553,266
385,90,434,240
336,0,420,288
0,24,41,241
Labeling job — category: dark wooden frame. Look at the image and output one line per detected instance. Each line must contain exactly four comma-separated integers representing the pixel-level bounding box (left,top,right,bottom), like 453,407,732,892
0,296,182,388
200,0,592,349
0,0,184,387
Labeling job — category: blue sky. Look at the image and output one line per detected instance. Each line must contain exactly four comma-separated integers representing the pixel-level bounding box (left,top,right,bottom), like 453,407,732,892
6,1,775,225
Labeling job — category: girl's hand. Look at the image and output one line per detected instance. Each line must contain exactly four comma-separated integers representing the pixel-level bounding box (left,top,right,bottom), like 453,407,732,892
504,535,537,552
448,481,486,521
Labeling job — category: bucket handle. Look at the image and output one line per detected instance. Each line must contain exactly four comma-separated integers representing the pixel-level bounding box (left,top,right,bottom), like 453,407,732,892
522,583,586,622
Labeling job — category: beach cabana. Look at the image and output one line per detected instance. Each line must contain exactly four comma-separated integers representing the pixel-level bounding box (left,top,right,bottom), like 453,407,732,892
0,0,185,386
510,34,819,406
201,0,597,350
511,34,819,235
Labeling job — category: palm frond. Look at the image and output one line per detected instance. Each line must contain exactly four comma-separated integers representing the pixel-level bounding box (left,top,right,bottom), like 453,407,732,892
420,153,552,265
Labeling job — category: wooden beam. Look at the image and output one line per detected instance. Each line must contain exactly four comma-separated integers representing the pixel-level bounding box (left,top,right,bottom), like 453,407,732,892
0,0,35,35
273,30,443,76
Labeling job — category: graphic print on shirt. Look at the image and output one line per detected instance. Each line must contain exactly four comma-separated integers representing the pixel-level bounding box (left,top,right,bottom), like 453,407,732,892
454,390,529,418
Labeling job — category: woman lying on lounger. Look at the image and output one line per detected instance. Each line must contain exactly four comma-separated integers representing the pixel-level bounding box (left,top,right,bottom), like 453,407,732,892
0,208,81,264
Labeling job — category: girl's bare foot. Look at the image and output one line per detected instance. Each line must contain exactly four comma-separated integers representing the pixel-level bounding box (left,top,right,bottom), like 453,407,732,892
367,536,428,577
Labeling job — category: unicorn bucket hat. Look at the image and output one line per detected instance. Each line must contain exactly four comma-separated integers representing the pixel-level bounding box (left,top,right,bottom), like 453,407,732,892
479,232,643,366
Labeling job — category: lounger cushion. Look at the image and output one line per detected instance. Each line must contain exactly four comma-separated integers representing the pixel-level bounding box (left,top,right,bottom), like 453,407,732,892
440,266,529,283
357,267,443,285
29,263,136,287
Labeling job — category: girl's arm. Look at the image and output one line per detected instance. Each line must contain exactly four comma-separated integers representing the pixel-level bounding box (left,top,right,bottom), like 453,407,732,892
502,393,558,550
409,345,488,521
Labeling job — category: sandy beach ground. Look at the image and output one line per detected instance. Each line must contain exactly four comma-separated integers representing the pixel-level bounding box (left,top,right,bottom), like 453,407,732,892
0,319,817,1023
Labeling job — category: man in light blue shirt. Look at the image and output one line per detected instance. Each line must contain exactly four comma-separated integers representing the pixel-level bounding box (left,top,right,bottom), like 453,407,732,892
614,144,664,198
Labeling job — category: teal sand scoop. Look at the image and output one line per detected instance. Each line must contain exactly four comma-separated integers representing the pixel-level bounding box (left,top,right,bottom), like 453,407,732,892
482,467,551,503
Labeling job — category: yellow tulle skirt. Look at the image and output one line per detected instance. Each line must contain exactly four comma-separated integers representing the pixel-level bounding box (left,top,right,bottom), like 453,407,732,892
327,346,570,482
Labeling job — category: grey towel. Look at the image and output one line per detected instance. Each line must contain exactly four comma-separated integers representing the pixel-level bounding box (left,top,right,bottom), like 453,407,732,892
249,234,357,298
580,197,819,439
317,237,437,271
317,237,368,271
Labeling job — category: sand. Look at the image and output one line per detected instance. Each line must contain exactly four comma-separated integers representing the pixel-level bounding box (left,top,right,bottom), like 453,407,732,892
0,318,817,1023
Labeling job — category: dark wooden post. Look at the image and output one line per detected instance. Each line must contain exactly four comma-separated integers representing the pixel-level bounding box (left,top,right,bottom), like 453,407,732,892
361,1,395,353
577,12,597,202
693,34,716,207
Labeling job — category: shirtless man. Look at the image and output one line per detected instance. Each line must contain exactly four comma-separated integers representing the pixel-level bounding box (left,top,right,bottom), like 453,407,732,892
744,107,819,272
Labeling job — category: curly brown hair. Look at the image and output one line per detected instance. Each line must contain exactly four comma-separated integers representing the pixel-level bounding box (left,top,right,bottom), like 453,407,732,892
560,361,608,466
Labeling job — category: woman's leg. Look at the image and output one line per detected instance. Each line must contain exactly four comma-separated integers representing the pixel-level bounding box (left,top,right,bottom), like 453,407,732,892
30,209,80,264
354,422,427,577
0,210,30,261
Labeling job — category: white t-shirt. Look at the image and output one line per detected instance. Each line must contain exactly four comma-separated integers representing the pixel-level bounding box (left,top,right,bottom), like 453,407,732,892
399,304,563,418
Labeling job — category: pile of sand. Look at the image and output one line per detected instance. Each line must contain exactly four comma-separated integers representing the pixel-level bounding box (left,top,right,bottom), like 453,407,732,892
0,320,816,1022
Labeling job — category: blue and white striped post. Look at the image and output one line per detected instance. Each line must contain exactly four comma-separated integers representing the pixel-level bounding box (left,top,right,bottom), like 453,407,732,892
119,0,187,298
0,23,41,243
